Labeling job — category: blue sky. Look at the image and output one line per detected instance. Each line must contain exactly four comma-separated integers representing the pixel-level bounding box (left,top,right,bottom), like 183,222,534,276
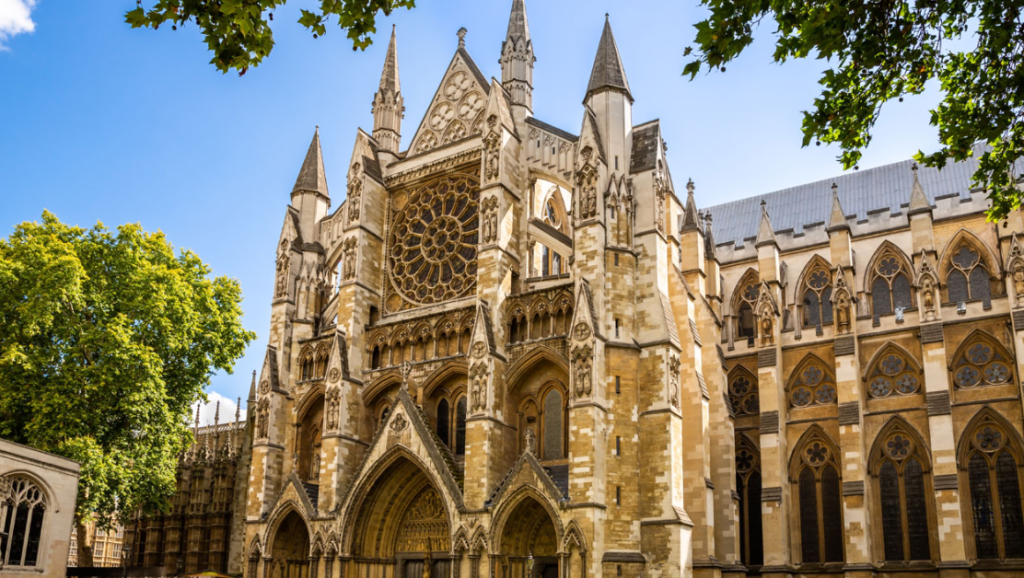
0,0,948,421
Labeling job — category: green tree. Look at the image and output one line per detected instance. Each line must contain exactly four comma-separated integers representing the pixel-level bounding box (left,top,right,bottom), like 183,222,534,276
0,212,255,565
683,0,1024,220
125,0,416,75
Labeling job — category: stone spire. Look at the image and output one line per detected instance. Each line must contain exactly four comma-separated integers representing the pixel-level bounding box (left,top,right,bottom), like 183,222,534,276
210,400,220,455
827,182,849,232
586,15,632,102
373,25,404,155
908,163,932,215
500,0,534,112
191,403,201,458
681,178,700,232
755,199,778,248
248,370,257,402
292,127,329,198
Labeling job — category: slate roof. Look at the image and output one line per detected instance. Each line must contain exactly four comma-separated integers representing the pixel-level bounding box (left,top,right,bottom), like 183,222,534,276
702,146,1023,247
292,128,329,197
525,117,578,142
630,121,660,174
586,16,631,100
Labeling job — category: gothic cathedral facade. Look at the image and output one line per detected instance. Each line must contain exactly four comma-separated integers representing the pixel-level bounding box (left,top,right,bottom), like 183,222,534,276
199,3,1024,578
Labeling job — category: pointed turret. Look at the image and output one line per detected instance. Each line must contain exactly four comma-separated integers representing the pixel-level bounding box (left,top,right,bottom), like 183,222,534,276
585,15,632,102
373,25,404,156
681,178,700,232
908,163,932,215
500,0,534,115
827,182,849,232
292,127,329,198
248,370,257,402
755,199,779,248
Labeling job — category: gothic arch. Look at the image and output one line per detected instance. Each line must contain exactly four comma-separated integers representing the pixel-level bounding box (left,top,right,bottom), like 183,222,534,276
862,342,923,381
541,185,570,235
339,444,456,557
248,535,263,559
938,228,1002,281
793,254,833,299
862,342,925,398
863,241,913,293
264,501,313,554
789,424,842,480
296,384,326,421
727,365,759,417
505,346,570,393
788,424,845,564
786,353,838,408
867,416,932,475
730,268,761,314
452,527,471,554
489,484,564,554
421,362,470,399
561,520,588,555
947,329,1017,390
0,469,61,513
956,406,1024,464
363,371,404,408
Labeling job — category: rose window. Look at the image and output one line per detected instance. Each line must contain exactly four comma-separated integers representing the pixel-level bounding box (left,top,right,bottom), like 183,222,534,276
788,359,837,408
866,349,922,398
729,372,759,416
385,173,479,312
885,434,913,459
976,426,1003,451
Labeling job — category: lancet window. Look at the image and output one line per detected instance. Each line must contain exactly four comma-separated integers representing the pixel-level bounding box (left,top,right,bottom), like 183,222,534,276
517,383,568,461
791,429,844,564
434,394,468,457
728,367,759,416
868,247,913,318
961,411,1024,560
736,437,763,566
865,345,922,398
951,332,1014,389
943,234,997,306
733,272,760,342
801,260,833,330
299,347,314,381
0,476,47,568
314,345,329,379
871,421,932,562
788,356,837,408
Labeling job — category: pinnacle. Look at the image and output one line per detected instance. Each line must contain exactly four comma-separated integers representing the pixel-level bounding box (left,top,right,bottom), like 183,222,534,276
908,162,932,214
292,127,329,198
681,179,700,232
586,15,631,101
505,0,530,43
378,25,400,94
755,199,778,247
828,182,849,231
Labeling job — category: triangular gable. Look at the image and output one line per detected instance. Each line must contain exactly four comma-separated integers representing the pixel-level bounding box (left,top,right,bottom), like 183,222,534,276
484,78,517,137
279,207,303,248
570,279,601,340
257,345,283,395
577,107,606,165
408,47,491,156
486,450,566,508
327,328,350,382
262,471,317,520
470,301,496,357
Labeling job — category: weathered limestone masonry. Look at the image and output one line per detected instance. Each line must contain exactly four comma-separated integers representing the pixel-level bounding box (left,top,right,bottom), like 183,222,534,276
128,2,1024,577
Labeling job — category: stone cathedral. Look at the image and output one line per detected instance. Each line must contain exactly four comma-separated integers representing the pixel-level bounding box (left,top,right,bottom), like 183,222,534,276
129,2,1024,577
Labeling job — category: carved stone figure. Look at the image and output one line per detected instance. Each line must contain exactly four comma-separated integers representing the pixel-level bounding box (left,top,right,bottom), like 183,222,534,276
256,399,269,439
484,117,501,182
469,363,488,411
310,446,320,480
275,256,289,298
572,346,593,398
836,297,851,332
668,354,681,409
922,277,936,318
1015,266,1024,306
481,197,499,244
342,238,358,280
760,312,773,347
347,164,362,223
524,428,536,454
326,388,340,430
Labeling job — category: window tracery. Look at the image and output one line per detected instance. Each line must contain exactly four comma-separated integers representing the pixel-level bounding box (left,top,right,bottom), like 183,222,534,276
801,259,833,330
871,421,932,562
791,429,844,564
733,271,760,342
961,411,1024,560
868,246,913,318
0,476,47,568
385,173,480,313
728,367,759,416
865,345,922,398
951,332,1014,389
788,356,837,408
299,347,314,381
946,244,992,304
736,436,763,566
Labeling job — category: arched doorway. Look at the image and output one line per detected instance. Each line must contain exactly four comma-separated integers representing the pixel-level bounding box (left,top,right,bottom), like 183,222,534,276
349,456,451,578
270,511,311,578
497,496,560,578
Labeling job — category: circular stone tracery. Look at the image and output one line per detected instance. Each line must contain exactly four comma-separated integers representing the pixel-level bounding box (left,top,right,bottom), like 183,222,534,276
386,173,479,310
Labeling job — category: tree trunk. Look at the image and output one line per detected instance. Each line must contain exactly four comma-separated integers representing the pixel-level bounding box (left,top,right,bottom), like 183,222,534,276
76,518,95,568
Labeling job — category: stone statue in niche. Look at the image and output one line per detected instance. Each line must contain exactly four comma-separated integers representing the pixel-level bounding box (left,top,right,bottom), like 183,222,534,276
347,163,362,223
310,444,320,480
481,197,499,244
342,238,357,280
922,276,936,320
836,296,851,333
483,116,500,182
1014,265,1024,306
275,256,289,298
572,347,593,398
524,428,536,454
760,312,773,347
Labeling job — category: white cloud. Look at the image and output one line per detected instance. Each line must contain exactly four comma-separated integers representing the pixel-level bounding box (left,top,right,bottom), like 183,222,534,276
0,0,37,49
191,391,247,427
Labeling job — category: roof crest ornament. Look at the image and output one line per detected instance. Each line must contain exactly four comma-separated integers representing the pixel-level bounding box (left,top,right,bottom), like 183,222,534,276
457,27,467,48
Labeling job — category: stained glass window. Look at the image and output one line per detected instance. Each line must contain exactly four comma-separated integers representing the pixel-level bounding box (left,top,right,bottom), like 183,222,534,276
799,468,820,563
821,466,844,562
729,369,759,417
866,346,922,399
736,439,763,567
905,458,931,561
996,452,1024,558
869,249,913,318
543,389,563,460
789,358,838,408
874,427,932,562
947,244,993,304
880,461,904,561
951,334,1014,389
801,263,834,330
794,431,844,564
970,453,998,558
964,415,1024,560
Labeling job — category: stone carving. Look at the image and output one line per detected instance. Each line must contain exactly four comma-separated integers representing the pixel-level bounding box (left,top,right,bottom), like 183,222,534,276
259,379,270,395
275,254,289,298
835,294,851,333
326,388,340,430
668,354,681,409
576,147,598,220
347,163,362,223
573,322,591,341
483,116,501,182
469,362,488,411
413,69,485,154
256,399,269,439
524,428,536,454
760,311,773,347
922,276,936,317
390,412,408,433
472,341,488,359
654,171,669,233
1015,265,1024,307
572,346,593,398
481,196,499,244
342,237,357,280
328,367,341,383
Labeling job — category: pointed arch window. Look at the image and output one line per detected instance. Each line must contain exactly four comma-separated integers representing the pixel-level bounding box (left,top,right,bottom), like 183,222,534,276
869,250,913,318
946,245,991,305
792,431,844,564
788,357,837,408
734,275,759,341
543,388,565,460
801,262,833,330
951,333,1014,389
0,476,47,568
872,425,932,561
315,346,329,379
454,396,467,456
736,438,763,566
300,347,314,381
728,367,759,416
865,346,922,398
436,399,450,448
962,414,1024,560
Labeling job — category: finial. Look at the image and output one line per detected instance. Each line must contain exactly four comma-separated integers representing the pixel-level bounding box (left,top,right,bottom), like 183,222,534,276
214,400,220,427
698,210,705,225
912,162,919,174
457,27,467,47
760,198,767,208
605,13,609,20
235,397,241,422
686,178,695,194
194,403,201,429
831,182,838,196
706,211,712,224
392,24,396,32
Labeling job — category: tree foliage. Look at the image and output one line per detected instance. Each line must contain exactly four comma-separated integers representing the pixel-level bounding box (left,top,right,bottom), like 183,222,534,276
125,0,416,75
0,212,256,527
683,0,1024,220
